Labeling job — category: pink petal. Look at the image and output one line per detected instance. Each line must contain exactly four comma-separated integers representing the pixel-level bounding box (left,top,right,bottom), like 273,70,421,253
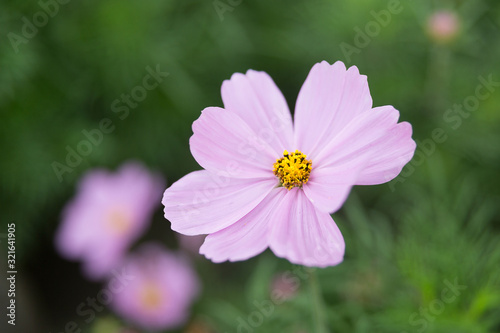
221,70,294,155
302,160,364,214
162,170,276,235
294,61,373,160
269,189,345,267
200,188,287,262
313,105,415,185
355,119,416,185
190,107,277,179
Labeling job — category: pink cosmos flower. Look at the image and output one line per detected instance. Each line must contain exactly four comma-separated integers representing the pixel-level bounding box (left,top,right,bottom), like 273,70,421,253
427,10,460,43
163,61,416,267
270,272,299,301
55,162,164,280
108,243,200,331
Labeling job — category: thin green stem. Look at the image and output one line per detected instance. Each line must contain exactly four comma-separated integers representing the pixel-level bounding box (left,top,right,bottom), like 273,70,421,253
424,44,451,114
309,269,329,333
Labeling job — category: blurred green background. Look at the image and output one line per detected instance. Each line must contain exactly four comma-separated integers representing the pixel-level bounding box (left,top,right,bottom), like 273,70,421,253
1,0,500,332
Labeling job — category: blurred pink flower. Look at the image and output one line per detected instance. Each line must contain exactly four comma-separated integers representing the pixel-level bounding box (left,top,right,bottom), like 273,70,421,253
427,10,460,43
163,61,416,267
270,272,299,301
55,162,164,280
108,243,200,331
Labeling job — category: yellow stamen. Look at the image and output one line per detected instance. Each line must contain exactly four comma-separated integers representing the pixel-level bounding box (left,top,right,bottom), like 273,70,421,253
273,149,312,190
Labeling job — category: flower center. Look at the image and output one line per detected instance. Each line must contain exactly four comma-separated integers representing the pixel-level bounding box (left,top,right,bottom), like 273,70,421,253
273,150,312,190
139,282,163,310
106,207,131,235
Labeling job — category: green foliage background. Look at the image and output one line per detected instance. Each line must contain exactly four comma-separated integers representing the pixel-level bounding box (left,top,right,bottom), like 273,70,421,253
1,0,499,332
